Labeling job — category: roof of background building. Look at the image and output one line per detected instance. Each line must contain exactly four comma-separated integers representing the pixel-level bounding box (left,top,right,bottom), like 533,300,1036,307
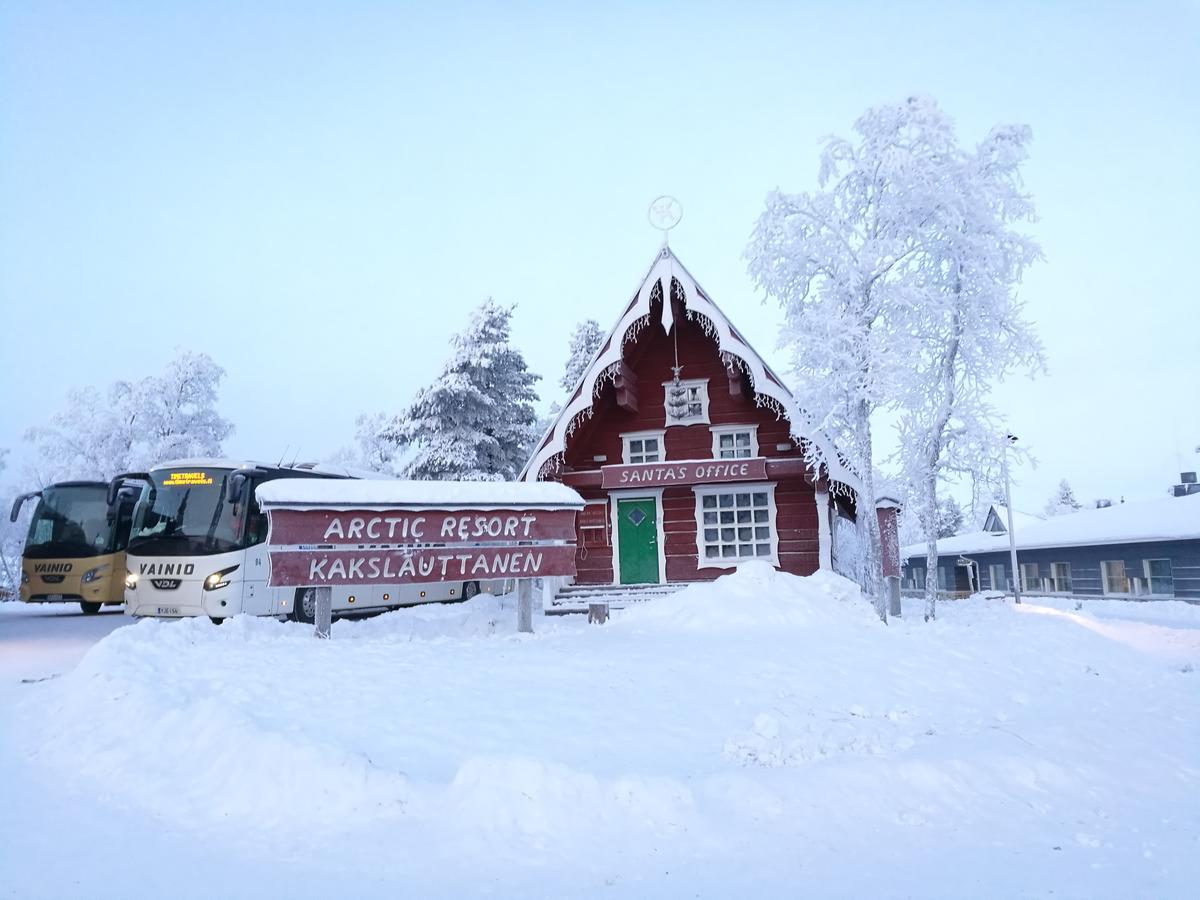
903,493,1200,559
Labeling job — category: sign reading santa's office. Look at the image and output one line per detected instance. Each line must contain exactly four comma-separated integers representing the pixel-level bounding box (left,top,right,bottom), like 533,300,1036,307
519,246,865,587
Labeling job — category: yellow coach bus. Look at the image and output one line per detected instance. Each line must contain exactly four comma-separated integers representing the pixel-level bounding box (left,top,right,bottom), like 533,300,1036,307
11,479,141,615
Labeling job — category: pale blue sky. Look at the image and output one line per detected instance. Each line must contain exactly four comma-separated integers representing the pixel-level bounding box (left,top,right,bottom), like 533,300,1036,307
2,1,1197,512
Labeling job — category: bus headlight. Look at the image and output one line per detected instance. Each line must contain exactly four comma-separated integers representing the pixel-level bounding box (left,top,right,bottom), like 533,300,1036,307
21,570,29,585
82,565,109,584
125,571,138,590
203,565,239,591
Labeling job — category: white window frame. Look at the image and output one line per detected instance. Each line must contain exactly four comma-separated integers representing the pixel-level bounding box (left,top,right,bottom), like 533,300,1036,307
662,378,710,426
909,565,926,591
988,563,1007,592
1020,562,1041,593
692,482,778,569
709,424,759,460
620,430,666,465
1101,559,1129,595
1143,558,1174,597
1050,561,1072,593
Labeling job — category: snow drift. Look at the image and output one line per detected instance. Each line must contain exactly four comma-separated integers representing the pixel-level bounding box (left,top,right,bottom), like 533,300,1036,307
616,561,878,631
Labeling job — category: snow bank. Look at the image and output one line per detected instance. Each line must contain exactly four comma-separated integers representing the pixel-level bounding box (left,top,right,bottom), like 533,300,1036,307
25,617,412,831
616,561,878,631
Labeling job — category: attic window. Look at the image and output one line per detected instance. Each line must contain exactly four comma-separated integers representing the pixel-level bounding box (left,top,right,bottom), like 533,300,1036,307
662,378,709,426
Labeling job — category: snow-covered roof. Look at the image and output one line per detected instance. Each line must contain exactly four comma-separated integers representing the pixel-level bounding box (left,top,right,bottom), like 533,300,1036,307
257,479,584,510
519,246,861,493
982,504,1044,534
903,494,1200,558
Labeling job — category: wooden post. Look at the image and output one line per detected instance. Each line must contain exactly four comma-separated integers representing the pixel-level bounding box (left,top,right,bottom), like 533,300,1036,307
314,586,332,639
517,579,533,634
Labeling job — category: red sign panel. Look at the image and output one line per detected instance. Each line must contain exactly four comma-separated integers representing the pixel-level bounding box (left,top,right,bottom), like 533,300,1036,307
267,508,578,547
600,457,768,490
268,544,578,588
877,506,900,578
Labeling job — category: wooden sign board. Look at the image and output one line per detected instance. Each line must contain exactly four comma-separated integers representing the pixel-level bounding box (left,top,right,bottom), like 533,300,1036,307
268,544,578,588
266,508,578,547
600,457,768,490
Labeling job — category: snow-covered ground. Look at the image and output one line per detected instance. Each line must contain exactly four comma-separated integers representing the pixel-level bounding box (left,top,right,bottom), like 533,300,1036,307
2,566,1198,899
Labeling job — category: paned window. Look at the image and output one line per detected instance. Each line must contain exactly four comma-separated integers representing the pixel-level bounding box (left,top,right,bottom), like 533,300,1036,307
710,425,759,459
1102,559,1128,595
1020,562,1042,593
1050,562,1072,593
695,486,776,566
909,566,926,590
622,431,664,465
1144,559,1174,596
989,563,1008,592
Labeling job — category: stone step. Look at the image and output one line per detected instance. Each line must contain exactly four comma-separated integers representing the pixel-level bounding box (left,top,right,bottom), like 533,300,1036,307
547,581,695,614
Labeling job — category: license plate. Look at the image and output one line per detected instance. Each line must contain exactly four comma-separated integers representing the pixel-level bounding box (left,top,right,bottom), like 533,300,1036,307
156,606,181,615
46,594,63,602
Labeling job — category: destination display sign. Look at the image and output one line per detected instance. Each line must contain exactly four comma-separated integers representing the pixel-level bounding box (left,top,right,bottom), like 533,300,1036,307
266,508,579,548
600,457,768,490
267,544,578,587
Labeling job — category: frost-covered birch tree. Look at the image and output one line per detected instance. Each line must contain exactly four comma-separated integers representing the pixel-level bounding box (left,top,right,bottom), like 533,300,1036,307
894,115,1044,621
330,412,407,476
23,350,234,484
386,299,540,481
747,97,954,620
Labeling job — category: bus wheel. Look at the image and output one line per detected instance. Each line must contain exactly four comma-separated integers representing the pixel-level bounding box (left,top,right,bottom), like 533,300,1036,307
79,601,101,615
291,587,316,624
209,616,224,625
462,581,480,602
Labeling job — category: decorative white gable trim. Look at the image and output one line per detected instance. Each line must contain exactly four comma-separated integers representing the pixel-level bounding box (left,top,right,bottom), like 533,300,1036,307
519,247,861,494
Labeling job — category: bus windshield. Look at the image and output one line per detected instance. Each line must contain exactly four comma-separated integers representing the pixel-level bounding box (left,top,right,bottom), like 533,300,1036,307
24,484,115,559
128,468,245,556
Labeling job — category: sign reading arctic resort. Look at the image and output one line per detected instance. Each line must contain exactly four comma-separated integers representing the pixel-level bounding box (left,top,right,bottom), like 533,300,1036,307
257,480,584,590
266,508,578,547
600,457,768,490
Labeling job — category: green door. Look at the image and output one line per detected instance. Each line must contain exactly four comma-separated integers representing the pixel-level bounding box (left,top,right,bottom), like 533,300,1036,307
617,497,659,584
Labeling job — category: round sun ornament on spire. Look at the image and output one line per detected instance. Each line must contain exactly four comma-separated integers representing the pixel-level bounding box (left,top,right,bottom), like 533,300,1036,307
647,195,683,246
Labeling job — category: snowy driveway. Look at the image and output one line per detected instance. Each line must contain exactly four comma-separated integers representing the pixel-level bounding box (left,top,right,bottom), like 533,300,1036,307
1,576,1198,899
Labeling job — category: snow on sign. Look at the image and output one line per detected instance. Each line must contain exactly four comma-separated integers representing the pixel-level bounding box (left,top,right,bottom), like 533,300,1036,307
256,479,585,636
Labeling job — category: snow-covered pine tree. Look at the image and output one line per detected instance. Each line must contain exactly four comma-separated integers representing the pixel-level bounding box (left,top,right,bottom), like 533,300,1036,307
893,103,1044,621
560,319,605,394
23,350,234,484
936,497,964,538
1044,479,1082,517
747,97,951,621
387,299,540,481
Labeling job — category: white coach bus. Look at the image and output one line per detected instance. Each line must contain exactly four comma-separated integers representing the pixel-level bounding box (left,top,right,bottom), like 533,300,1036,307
121,459,499,622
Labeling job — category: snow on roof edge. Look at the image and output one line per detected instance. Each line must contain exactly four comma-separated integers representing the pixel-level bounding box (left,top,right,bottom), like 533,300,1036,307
519,246,861,494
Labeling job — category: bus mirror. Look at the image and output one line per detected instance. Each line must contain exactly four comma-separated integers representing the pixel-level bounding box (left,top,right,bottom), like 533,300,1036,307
10,491,39,523
108,473,149,506
227,472,249,504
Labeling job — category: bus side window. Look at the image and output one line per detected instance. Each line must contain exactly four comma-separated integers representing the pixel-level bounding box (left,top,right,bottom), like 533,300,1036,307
247,504,269,546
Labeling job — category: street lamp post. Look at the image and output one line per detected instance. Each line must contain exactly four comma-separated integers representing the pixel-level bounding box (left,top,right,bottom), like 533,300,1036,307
1001,433,1021,605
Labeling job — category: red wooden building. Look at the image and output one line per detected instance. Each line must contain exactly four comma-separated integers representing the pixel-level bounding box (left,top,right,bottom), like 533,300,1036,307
521,247,862,586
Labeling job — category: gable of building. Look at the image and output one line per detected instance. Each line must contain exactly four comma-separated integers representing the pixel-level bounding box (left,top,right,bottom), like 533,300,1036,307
520,246,860,493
